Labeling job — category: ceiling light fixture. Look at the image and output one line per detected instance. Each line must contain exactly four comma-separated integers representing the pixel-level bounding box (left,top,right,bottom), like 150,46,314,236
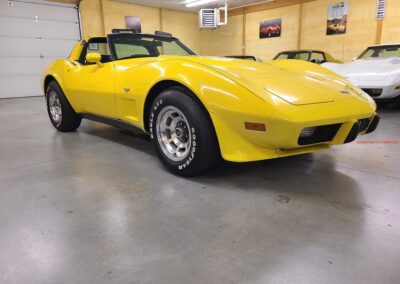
229,0,274,10
185,0,219,8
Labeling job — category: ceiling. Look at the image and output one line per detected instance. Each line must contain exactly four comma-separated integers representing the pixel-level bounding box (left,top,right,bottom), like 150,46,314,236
116,0,274,12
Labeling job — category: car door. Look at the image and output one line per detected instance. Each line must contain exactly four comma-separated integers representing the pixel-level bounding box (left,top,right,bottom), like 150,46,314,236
63,38,117,118
107,33,160,125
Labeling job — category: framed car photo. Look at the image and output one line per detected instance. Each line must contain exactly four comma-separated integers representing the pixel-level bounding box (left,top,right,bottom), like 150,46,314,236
259,18,282,39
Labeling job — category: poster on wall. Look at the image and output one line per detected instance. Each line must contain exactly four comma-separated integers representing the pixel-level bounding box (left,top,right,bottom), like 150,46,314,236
125,16,142,33
259,18,281,39
376,0,386,20
326,1,348,35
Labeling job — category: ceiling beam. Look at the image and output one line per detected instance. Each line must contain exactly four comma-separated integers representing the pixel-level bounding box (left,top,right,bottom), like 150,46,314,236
229,0,316,16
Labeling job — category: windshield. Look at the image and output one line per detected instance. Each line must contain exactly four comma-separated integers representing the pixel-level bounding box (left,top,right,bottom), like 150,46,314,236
358,45,400,59
108,34,196,60
274,51,310,61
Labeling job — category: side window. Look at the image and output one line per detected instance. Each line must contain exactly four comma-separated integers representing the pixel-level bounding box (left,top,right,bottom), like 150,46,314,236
114,44,150,59
276,53,289,59
87,42,109,56
310,52,326,63
79,38,111,65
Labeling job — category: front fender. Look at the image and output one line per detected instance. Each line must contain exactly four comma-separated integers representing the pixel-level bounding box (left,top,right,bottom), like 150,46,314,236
41,59,68,94
114,59,277,161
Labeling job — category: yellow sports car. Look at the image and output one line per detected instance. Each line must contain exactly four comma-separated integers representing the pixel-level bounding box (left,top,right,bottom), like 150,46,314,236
42,30,379,176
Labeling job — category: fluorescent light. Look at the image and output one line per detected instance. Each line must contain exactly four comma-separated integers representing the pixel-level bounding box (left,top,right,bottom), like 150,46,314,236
230,0,274,10
186,0,218,8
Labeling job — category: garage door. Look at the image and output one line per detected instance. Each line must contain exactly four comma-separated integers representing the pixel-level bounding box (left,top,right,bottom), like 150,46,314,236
0,0,81,98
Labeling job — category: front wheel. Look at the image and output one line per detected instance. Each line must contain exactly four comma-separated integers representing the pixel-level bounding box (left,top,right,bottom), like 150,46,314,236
46,81,81,132
149,87,220,176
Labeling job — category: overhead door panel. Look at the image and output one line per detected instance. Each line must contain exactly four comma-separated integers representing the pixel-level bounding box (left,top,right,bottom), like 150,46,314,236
0,57,54,76
0,76,40,98
0,17,80,39
0,0,81,98
0,38,78,57
0,0,78,21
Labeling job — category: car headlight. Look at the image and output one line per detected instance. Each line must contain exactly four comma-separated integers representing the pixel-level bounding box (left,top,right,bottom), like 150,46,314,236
346,85,376,104
356,90,377,108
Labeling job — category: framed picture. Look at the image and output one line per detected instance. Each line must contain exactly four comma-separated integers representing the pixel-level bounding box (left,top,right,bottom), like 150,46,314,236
125,16,141,33
326,1,348,35
259,18,282,39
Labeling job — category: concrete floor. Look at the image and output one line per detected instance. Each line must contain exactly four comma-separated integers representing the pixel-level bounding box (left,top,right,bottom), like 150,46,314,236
0,97,399,284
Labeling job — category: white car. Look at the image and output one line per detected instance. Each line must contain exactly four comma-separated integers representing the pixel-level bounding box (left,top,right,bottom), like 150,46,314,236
323,44,400,101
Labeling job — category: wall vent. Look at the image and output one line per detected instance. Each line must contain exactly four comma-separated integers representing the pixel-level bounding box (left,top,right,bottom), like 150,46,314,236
199,3,228,29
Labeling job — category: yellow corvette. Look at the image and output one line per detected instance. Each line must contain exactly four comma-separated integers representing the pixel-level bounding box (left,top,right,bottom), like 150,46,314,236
42,30,379,176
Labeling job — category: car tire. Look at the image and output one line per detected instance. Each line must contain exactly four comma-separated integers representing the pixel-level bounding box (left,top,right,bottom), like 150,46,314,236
149,87,220,176
46,80,81,132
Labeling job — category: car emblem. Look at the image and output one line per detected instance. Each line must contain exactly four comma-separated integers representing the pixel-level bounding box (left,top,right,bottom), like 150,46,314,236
123,88,130,93
340,90,350,94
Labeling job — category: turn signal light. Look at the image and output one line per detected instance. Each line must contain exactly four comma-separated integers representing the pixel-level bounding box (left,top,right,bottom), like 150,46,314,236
244,122,266,132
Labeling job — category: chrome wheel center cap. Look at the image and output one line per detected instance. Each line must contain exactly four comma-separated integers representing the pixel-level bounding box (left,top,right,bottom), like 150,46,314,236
156,106,192,162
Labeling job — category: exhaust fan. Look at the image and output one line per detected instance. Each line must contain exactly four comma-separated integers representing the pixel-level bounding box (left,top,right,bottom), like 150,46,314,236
199,3,228,29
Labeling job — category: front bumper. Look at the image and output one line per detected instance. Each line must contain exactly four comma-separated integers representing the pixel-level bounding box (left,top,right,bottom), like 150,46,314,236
211,109,379,162
360,85,400,100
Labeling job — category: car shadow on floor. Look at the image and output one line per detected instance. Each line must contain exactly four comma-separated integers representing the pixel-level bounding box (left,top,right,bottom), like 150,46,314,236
59,119,369,282
77,120,363,207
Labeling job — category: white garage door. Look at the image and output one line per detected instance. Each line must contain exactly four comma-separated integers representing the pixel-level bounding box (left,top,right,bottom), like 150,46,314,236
0,0,81,98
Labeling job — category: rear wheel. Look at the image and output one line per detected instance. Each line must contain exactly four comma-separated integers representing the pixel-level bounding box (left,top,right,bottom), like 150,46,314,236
46,81,81,132
149,87,220,176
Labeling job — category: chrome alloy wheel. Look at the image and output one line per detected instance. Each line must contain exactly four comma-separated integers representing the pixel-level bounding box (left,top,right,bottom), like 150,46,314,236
156,106,192,162
48,90,62,124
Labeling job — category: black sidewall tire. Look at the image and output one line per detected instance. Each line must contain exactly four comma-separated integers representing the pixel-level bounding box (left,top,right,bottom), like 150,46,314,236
149,88,219,176
46,81,81,132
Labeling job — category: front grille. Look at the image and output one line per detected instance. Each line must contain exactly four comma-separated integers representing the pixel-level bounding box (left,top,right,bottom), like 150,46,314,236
298,123,342,145
358,118,371,132
362,88,383,97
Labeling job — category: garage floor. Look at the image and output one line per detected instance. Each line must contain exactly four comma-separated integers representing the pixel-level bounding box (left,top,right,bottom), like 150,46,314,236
1,97,399,284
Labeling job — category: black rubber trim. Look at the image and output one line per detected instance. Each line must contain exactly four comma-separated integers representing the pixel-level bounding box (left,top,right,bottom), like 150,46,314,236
358,118,371,132
366,115,380,134
344,123,360,144
81,113,147,134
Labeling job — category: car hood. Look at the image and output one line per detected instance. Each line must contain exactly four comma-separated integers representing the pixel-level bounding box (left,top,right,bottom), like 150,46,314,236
176,56,355,105
324,57,400,80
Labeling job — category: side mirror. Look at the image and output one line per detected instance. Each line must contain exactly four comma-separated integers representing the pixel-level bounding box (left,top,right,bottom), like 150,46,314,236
86,53,102,66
